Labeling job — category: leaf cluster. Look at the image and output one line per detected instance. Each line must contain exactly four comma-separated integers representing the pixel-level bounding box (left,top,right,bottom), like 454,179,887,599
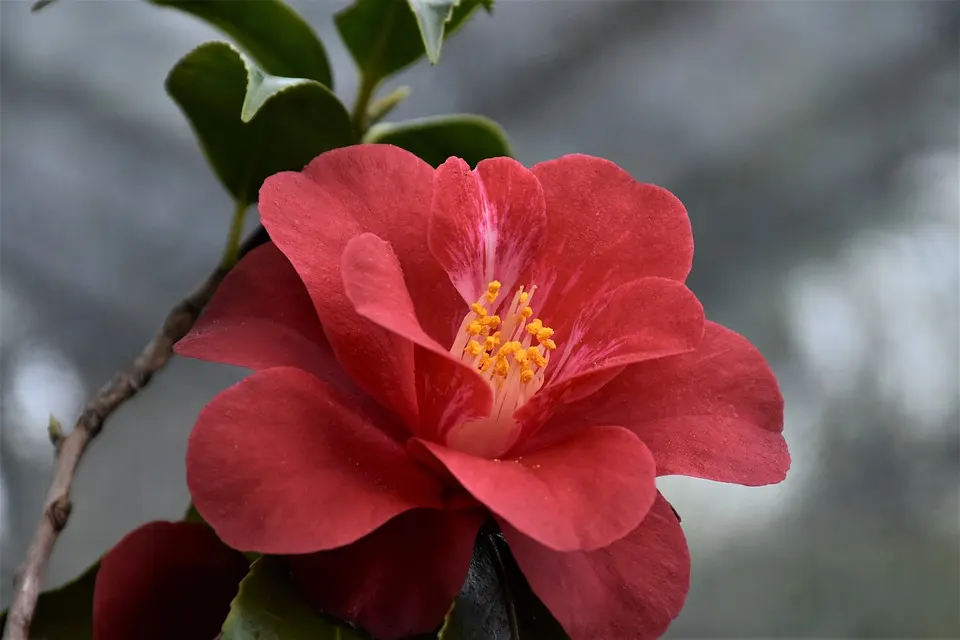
157,0,511,212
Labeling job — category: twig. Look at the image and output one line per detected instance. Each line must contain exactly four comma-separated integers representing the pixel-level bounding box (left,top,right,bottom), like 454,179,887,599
3,226,268,640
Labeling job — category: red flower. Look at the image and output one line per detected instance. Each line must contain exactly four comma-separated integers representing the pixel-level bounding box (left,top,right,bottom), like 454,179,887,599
92,521,248,640
176,144,789,639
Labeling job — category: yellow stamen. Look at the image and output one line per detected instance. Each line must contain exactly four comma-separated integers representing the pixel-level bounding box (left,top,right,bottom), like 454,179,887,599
464,340,484,357
525,319,543,335
498,341,522,357
486,281,502,302
450,281,558,439
454,283,557,382
494,355,510,378
527,346,547,368
479,354,493,372
447,280,560,456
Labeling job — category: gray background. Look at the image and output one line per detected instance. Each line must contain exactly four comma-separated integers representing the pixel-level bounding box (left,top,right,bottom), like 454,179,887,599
1,0,958,636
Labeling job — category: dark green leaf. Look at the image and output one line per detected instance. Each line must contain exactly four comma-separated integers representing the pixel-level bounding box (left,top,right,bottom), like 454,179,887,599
166,41,355,205
221,556,366,640
150,0,333,87
335,0,491,84
440,532,569,639
183,502,205,524
364,114,511,168
0,561,99,640
437,533,510,639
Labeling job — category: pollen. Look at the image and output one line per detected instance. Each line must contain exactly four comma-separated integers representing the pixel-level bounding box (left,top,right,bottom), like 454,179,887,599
464,341,484,357
486,280,502,302
450,281,557,424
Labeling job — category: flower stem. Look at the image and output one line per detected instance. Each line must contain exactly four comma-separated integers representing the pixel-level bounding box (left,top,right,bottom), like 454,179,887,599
220,200,248,269
351,72,379,137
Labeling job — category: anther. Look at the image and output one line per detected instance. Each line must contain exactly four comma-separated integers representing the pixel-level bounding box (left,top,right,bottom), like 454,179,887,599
486,281,502,302
464,341,484,357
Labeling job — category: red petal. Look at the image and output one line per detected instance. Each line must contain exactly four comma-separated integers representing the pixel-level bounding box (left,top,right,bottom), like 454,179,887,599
288,508,485,640
543,321,789,485
429,156,547,305
518,278,704,434
503,493,690,640
413,425,656,552
529,155,693,338
187,367,444,554
93,521,248,640
550,278,703,382
175,244,347,386
260,144,457,428
341,233,494,440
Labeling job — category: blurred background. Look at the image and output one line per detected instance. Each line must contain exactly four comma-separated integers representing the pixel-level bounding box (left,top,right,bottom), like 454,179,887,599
1,1,958,636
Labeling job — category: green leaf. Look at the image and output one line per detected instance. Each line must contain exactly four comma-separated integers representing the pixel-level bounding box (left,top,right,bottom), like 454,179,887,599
183,502,205,524
221,556,366,640
336,0,491,84
0,562,99,640
364,114,511,168
150,0,333,87
439,533,568,639
166,41,355,205
408,0,464,64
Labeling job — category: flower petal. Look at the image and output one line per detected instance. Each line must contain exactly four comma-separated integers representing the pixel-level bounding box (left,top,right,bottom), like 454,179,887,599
413,425,656,552
341,232,494,440
518,277,704,433
529,155,693,342
288,508,485,640
93,521,248,640
550,278,704,382
503,492,690,640
542,321,789,486
187,367,444,555
260,144,454,428
175,243,346,386
429,156,547,305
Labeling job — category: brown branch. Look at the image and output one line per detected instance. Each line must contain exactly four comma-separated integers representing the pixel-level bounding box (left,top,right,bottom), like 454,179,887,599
3,227,268,640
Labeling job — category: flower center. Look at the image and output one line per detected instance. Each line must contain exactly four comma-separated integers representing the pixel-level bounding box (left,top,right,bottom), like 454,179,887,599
450,280,557,425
